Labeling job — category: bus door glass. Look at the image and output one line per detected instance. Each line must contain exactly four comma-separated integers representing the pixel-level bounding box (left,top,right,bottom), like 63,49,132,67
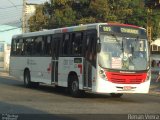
52,34,62,83
83,30,97,88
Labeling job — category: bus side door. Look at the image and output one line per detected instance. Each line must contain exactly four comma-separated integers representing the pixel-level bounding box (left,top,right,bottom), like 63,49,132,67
83,30,97,88
51,34,62,84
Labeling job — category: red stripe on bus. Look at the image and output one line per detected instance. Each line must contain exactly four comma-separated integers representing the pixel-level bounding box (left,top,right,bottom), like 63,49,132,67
107,23,140,29
77,64,82,74
106,71,147,84
47,63,52,72
62,28,68,32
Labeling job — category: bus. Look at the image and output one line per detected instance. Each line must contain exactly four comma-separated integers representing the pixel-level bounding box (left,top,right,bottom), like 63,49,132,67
9,23,151,97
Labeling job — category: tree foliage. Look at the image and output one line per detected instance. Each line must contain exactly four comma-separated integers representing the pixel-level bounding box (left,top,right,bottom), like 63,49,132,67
28,5,49,32
28,0,160,39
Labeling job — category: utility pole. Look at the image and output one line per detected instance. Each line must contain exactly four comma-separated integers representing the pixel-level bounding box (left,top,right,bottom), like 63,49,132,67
145,0,160,43
22,0,27,33
147,8,152,44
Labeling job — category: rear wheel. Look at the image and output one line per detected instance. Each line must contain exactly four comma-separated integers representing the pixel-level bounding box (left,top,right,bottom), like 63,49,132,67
24,70,39,88
69,75,84,97
24,70,32,88
110,93,123,98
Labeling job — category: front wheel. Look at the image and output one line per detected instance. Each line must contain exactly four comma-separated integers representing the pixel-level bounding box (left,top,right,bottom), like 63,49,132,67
110,93,123,98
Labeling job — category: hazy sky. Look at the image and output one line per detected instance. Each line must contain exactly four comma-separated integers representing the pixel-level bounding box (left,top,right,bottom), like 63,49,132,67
0,0,48,25
0,0,48,44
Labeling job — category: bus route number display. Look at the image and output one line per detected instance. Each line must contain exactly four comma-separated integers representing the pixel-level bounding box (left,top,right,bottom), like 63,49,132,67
103,26,111,32
100,25,139,34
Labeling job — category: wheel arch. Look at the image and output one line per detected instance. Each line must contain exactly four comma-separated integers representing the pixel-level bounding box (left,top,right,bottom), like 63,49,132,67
24,68,30,78
67,71,78,87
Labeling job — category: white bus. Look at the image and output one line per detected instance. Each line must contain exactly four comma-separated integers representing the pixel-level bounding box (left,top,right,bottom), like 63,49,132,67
10,23,151,97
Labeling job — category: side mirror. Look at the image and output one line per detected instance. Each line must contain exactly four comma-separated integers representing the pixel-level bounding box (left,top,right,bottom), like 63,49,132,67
97,37,101,53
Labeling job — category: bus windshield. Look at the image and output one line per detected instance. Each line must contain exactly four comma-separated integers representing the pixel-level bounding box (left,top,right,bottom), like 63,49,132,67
98,33,149,71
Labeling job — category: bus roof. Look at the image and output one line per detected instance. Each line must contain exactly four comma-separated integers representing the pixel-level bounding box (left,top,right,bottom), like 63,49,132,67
12,23,145,39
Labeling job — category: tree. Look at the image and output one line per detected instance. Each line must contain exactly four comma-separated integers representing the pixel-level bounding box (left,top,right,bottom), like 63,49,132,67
28,0,160,40
124,0,147,27
50,5,76,28
107,0,132,22
28,5,49,32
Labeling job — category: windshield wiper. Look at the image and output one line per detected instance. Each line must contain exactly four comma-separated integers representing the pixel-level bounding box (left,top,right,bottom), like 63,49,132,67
111,33,123,51
122,37,136,70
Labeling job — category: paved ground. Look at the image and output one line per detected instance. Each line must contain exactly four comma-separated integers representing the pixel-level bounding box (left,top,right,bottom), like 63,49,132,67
1,71,160,96
0,71,160,120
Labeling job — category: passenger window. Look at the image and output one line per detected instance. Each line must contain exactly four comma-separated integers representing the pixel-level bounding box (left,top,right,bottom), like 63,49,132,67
11,38,25,56
11,39,17,55
71,32,83,56
62,34,70,56
33,36,43,55
25,38,34,55
44,36,51,56
16,39,24,55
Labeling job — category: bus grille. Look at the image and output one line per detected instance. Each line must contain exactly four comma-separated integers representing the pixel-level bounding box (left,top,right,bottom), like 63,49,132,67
106,72,147,84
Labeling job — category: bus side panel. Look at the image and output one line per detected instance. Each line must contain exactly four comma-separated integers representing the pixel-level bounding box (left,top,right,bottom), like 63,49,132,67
83,59,97,90
91,66,97,91
30,57,52,84
58,57,83,89
9,57,30,80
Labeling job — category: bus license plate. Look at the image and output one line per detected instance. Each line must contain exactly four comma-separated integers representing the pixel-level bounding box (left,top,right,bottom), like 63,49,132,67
123,86,132,90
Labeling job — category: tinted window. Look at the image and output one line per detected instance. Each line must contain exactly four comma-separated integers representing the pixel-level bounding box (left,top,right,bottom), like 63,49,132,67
24,38,34,56
11,38,25,56
62,34,70,56
71,32,83,56
44,36,51,56
84,30,97,66
33,36,43,55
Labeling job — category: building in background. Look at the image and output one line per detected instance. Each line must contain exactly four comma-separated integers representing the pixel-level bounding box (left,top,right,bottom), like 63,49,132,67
151,38,160,53
0,25,21,71
23,3,37,32
0,42,10,71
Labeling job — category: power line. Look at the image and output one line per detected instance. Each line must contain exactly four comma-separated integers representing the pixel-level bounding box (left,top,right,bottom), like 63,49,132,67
0,8,22,12
0,5,22,9
0,27,21,32
7,0,19,10
0,12,21,17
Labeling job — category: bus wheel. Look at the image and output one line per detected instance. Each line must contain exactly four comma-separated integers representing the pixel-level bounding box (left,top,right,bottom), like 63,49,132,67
69,75,81,97
110,93,123,98
24,70,32,88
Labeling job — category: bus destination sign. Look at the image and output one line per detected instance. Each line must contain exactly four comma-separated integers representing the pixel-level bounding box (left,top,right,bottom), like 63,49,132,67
99,25,140,35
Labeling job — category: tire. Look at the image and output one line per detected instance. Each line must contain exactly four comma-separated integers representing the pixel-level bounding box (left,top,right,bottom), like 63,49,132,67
69,75,83,97
110,93,123,98
24,70,32,88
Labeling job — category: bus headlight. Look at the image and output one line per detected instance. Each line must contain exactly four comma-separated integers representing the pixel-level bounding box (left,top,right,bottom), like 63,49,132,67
99,69,106,79
146,71,151,81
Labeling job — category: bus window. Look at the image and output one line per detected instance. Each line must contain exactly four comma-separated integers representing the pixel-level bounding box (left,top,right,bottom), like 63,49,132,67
85,30,97,66
11,39,17,56
25,38,34,56
44,35,51,56
13,38,24,56
33,36,43,56
62,34,70,56
71,32,83,56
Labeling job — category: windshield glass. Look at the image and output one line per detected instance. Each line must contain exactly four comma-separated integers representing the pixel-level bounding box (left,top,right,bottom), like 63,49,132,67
98,33,149,71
